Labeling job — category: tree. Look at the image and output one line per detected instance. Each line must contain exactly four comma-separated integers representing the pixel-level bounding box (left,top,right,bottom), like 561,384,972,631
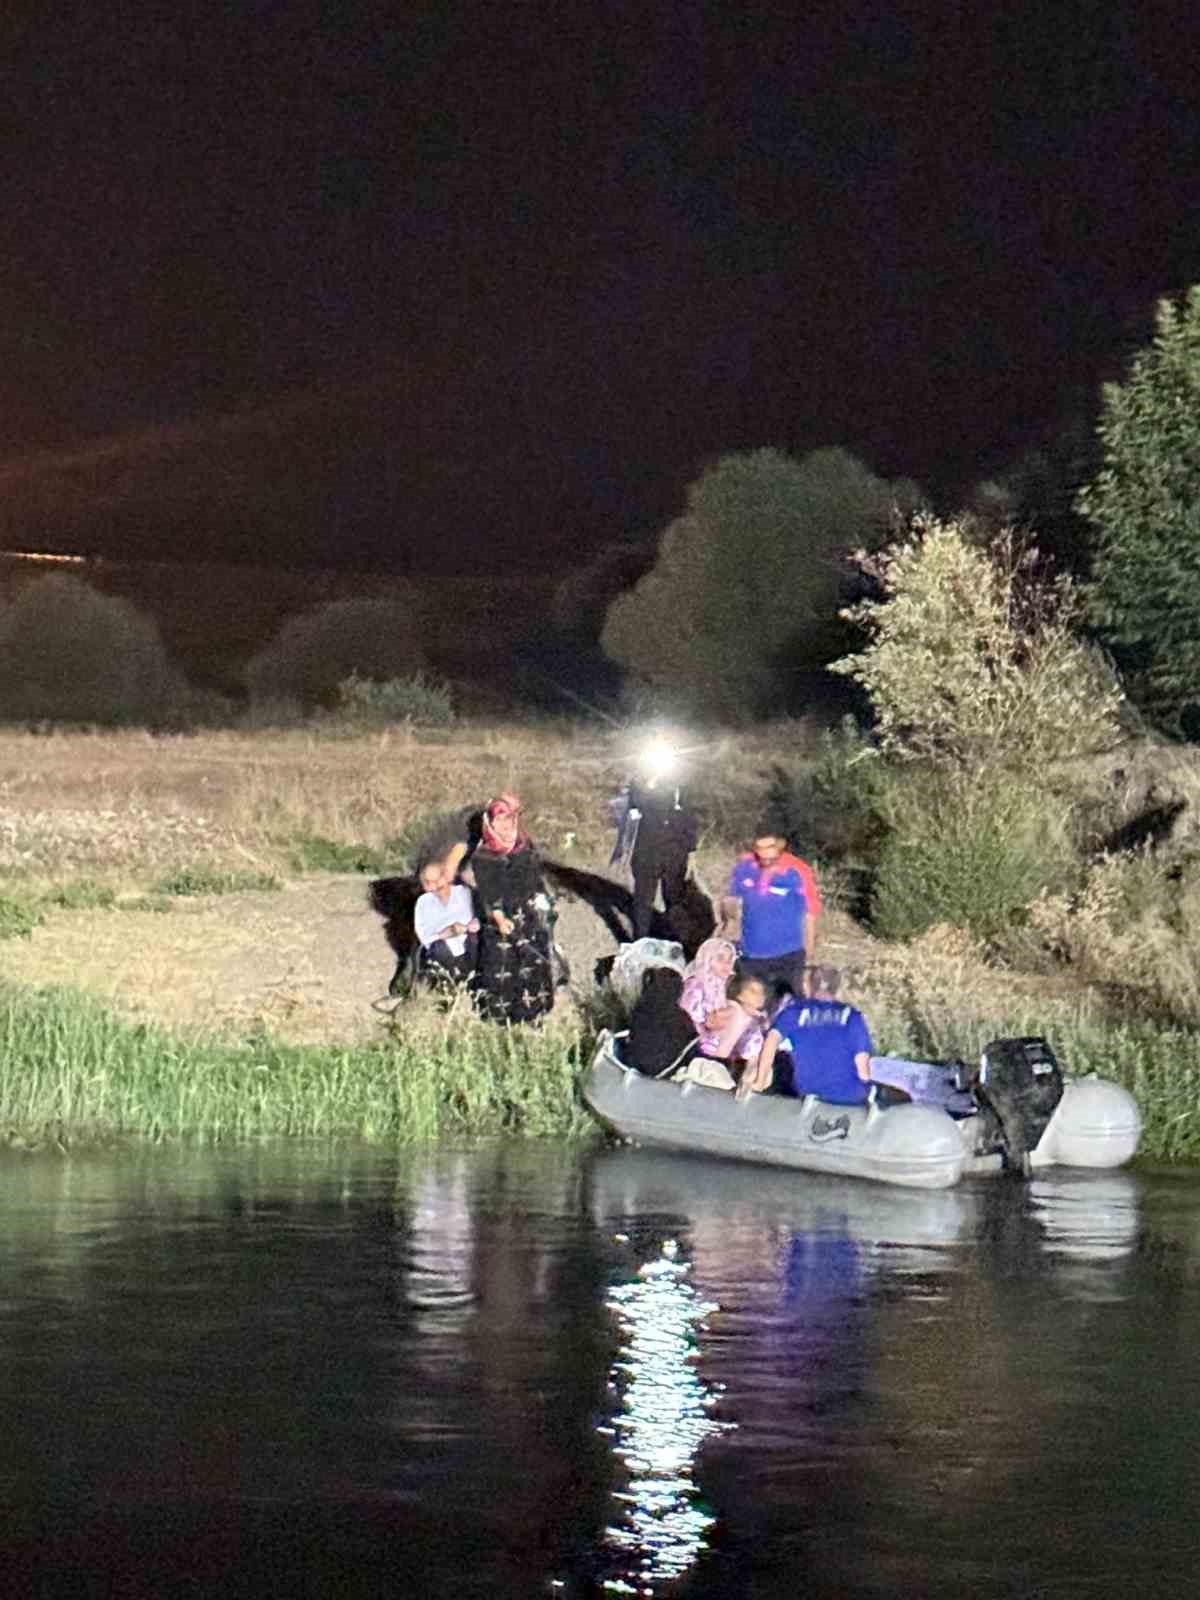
245,598,425,708
551,540,657,643
831,515,1124,775
0,574,180,725
1077,285,1200,732
966,412,1099,577
600,447,919,718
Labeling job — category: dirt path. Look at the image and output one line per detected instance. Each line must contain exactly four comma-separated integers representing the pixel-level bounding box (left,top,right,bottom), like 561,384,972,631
0,871,878,1045
0,876,396,1044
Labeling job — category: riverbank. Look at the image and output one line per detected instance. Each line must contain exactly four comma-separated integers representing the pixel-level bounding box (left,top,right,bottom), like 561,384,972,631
0,721,1197,1160
1,972,1198,1160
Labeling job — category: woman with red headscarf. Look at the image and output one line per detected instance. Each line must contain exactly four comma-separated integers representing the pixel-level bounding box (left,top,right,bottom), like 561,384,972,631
470,793,555,1025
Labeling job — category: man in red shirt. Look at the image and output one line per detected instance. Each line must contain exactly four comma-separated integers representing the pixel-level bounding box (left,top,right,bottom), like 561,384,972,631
720,831,822,1001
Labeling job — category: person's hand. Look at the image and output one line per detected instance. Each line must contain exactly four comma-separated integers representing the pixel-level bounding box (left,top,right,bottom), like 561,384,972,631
494,912,515,937
705,1004,736,1032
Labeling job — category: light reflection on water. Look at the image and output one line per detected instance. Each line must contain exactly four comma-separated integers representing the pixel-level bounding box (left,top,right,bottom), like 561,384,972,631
3,1143,1200,1599
600,1237,733,1593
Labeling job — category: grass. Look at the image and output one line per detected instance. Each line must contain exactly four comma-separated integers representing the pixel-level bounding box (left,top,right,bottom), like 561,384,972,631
0,893,42,940
285,833,394,874
0,985,595,1148
153,864,281,897
115,894,175,914
0,973,1196,1160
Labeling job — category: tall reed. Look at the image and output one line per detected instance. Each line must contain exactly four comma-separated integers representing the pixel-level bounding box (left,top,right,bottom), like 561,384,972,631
0,985,594,1147
861,930,1200,1162
2,972,1197,1165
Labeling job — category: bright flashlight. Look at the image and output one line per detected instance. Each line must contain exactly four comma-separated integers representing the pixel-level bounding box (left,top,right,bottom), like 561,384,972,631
638,735,679,784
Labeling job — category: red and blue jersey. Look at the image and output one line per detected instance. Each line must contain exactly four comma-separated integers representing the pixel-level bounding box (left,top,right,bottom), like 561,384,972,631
728,852,819,959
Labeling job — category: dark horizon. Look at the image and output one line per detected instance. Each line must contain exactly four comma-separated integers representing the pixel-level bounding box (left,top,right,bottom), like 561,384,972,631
2,3,1198,574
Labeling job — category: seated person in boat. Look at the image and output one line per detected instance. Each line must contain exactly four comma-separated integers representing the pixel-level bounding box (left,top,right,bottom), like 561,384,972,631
673,971,770,1093
738,964,872,1104
413,862,480,986
678,938,739,1035
625,966,700,1078
693,972,768,1067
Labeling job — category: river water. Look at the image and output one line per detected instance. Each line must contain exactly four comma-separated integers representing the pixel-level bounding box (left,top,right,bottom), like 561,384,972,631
1,1140,1198,1599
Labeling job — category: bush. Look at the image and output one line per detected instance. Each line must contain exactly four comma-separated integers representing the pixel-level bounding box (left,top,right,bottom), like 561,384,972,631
0,894,42,941
832,516,1125,774
42,879,117,912
602,447,919,717
551,540,657,642
333,670,454,726
286,834,392,875
1029,849,1200,1022
758,718,882,861
237,694,309,731
0,574,182,726
869,767,1078,944
245,599,425,709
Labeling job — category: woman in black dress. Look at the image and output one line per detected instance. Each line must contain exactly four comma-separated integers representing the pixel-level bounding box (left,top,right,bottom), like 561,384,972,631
470,793,555,1025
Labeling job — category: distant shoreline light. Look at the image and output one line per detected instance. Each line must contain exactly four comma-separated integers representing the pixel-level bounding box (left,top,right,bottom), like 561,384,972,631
1,551,89,564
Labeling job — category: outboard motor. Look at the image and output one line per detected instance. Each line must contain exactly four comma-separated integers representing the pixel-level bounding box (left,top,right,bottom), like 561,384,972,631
975,1036,1064,1176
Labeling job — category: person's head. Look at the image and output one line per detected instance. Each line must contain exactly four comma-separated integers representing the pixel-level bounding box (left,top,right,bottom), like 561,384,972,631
806,963,841,997
416,864,448,902
728,973,768,1014
482,792,526,854
751,831,786,868
689,937,736,982
641,965,684,1004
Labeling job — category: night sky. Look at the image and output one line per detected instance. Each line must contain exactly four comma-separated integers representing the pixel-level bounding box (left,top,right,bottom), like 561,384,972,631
2,1,1199,573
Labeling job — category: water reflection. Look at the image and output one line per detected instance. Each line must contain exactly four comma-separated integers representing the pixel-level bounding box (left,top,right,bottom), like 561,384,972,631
1030,1171,1141,1263
587,1151,977,1594
2,1141,1199,1600
600,1237,732,1593
401,1151,478,1327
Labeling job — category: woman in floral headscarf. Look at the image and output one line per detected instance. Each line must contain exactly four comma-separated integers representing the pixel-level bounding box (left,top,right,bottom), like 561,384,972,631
678,937,767,1067
678,937,738,1034
470,793,555,1025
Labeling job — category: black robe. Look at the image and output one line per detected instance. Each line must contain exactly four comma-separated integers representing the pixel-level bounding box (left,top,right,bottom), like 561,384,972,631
471,844,555,1025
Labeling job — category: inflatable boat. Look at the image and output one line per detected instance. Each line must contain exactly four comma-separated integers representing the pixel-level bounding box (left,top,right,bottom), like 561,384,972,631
582,1031,1142,1190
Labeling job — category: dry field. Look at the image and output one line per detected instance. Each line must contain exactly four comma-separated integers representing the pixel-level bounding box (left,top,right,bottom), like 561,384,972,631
0,721,826,1045
0,718,1114,1056
0,722,607,861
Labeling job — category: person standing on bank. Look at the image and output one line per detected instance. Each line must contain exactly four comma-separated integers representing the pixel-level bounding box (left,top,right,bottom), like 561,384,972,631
721,829,822,1002
470,793,555,1026
738,965,872,1102
622,755,700,942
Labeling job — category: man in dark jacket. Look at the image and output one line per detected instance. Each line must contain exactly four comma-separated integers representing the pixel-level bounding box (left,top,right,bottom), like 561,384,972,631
627,775,700,940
